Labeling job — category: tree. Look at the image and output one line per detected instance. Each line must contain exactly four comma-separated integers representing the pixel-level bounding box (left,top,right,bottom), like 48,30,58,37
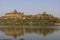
13,9,17,14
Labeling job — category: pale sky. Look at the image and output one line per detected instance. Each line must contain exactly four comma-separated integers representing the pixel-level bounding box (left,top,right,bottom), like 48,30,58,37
0,0,60,17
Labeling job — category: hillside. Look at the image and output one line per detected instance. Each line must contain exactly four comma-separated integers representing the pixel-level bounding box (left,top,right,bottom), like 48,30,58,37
0,10,60,26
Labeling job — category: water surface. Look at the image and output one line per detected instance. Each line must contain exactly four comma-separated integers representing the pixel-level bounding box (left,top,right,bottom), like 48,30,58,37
0,25,60,40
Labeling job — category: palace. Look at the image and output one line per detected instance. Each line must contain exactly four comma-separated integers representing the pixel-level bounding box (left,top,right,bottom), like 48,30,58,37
4,10,24,19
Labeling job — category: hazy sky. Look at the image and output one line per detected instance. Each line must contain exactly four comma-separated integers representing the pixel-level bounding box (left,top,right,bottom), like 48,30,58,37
0,0,60,17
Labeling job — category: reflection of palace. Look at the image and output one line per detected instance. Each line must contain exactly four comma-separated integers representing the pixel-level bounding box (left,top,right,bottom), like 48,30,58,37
0,26,59,38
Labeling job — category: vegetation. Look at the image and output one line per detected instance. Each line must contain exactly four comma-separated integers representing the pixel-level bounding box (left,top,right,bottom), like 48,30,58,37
0,10,60,26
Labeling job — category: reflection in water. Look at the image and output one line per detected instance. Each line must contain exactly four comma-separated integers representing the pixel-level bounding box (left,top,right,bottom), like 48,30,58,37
0,26,59,40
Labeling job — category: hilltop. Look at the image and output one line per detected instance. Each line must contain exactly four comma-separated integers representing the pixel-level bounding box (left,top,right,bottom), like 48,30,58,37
0,10,60,26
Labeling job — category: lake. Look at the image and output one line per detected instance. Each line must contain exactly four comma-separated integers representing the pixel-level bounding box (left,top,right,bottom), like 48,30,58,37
0,25,60,40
